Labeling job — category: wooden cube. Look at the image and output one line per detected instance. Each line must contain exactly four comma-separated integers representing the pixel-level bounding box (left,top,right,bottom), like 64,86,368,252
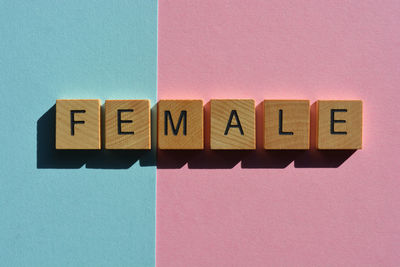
264,100,310,150
210,99,255,150
56,99,101,149
317,100,362,150
105,100,151,149
157,100,203,150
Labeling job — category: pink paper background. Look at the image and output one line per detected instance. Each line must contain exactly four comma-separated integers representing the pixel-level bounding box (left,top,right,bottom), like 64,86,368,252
157,1,400,266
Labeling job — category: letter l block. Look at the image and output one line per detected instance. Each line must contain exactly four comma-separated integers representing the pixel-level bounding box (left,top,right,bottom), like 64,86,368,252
264,100,310,150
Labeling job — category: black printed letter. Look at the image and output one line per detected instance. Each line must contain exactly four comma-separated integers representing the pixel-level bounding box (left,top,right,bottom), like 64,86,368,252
164,110,187,136
70,110,86,136
279,109,294,135
330,109,347,135
224,110,244,135
117,109,134,135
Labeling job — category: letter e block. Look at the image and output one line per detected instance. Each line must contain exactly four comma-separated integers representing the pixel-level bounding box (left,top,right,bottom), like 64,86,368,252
105,100,151,149
317,100,362,150
210,99,255,150
56,99,101,149
157,100,203,149
264,100,310,150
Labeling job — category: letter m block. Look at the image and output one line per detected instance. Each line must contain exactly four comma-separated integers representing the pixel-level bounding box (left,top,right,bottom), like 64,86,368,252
157,100,203,149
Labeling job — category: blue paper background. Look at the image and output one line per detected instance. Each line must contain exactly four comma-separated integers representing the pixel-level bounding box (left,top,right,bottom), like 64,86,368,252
0,1,157,266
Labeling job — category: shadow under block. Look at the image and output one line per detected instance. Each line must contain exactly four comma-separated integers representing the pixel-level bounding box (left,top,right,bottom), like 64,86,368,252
105,100,151,149
264,100,310,150
317,100,363,150
157,100,204,150
210,99,256,150
56,99,101,149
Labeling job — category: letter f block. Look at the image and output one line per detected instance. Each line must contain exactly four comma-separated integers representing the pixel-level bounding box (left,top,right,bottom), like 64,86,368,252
56,99,101,149
157,100,204,149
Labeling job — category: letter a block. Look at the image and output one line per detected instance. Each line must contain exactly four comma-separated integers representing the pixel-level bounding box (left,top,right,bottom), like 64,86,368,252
317,100,362,150
210,99,256,150
56,99,101,149
105,100,151,149
264,100,310,150
157,100,203,149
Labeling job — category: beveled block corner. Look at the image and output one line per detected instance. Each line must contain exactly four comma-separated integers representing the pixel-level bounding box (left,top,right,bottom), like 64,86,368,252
210,99,255,150
56,99,101,149
105,100,151,150
264,100,310,150
157,100,204,150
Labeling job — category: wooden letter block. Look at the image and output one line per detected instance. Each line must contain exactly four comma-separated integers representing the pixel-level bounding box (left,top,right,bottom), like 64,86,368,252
264,100,310,150
317,100,362,150
105,100,150,150
157,100,203,150
210,99,255,150
56,99,101,149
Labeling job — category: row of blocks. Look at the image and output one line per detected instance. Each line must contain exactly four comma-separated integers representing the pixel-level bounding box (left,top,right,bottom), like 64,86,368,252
56,99,362,150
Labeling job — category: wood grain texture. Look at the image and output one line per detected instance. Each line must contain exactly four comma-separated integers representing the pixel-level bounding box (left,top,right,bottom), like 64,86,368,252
210,99,255,150
264,100,310,150
105,100,150,150
157,100,204,150
317,100,363,150
56,99,101,149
